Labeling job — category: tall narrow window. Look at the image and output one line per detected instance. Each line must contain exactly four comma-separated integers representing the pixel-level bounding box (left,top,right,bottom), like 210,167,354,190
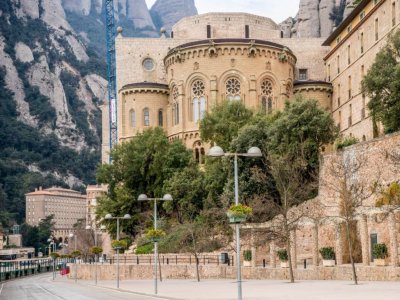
144,108,150,126
375,18,379,41
207,25,211,39
338,111,342,131
361,94,366,119
158,109,163,127
348,75,352,99
338,84,341,107
347,45,351,65
245,25,250,38
328,64,331,81
191,80,206,122
131,110,136,128
261,79,274,113
172,85,180,125
299,69,308,80
337,55,340,74
361,65,365,78
392,2,396,27
349,104,352,127
226,78,241,101
360,32,364,54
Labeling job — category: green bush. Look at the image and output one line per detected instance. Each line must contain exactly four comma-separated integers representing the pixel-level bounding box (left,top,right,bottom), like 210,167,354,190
277,249,288,262
373,243,388,259
335,136,359,150
135,243,153,254
90,246,103,255
243,250,252,261
50,252,59,259
71,250,82,258
112,240,128,250
227,204,252,217
319,247,335,260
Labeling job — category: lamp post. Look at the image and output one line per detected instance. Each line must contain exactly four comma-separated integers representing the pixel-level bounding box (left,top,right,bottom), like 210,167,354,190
138,194,173,295
104,213,131,289
69,233,78,283
207,146,262,300
47,238,56,280
85,224,106,285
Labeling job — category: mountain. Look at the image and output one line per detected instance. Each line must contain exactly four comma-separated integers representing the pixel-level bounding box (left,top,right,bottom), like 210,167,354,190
281,0,356,38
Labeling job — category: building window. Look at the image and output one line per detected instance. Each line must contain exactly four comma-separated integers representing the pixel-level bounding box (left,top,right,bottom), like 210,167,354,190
392,2,396,27
245,25,250,38
360,32,364,54
131,110,136,128
193,141,205,164
328,64,331,81
375,18,379,41
338,110,342,131
337,55,340,74
347,45,351,65
158,109,163,127
338,84,341,107
172,86,180,125
226,78,241,101
362,94,366,119
261,79,274,113
348,76,352,99
349,104,352,127
299,69,308,81
143,108,150,126
207,25,211,39
191,80,206,122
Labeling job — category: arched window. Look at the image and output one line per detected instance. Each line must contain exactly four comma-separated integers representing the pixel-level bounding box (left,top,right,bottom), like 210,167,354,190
143,108,150,126
130,110,136,128
172,86,180,125
225,78,241,101
193,141,205,164
191,80,206,122
158,109,163,127
261,79,274,113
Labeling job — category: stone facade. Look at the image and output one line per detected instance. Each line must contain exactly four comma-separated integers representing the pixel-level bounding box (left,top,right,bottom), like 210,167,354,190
103,13,331,162
323,0,399,141
25,187,86,240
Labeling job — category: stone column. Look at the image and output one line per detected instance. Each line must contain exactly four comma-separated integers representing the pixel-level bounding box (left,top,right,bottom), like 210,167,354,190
360,215,370,266
389,212,399,267
312,223,319,267
250,229,256,267
210,76,218,107
335,223,343,265
270,240,276,268
290,230,297,269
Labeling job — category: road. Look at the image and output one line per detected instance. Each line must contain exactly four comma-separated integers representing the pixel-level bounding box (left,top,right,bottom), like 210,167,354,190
0,274,169,300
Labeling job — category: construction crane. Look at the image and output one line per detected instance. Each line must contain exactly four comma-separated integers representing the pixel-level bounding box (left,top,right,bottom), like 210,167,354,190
105,0,118,162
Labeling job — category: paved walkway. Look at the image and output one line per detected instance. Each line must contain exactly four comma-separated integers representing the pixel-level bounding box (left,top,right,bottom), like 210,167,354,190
80,278,400,300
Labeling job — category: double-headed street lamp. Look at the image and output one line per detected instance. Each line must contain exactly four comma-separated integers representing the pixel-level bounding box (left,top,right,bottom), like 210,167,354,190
85,224,106,285
138,194,173,295
207,146,262,300
105,213,131,289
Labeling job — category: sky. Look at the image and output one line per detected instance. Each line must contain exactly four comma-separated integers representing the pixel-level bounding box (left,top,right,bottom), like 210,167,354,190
145,0,300,24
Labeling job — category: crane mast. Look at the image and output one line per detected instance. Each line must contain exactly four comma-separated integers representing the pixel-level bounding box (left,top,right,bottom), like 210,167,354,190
105,0,118,162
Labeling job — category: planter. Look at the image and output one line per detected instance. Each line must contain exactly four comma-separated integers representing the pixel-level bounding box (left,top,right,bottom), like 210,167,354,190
228,215,246,224
280,261,289,268
322,259,335,267
243,261,251,267
150,237,161,242
374,258,387,266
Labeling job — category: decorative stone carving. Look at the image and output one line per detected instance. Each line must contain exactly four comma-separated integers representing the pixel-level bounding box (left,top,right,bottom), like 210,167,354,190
193,62,199,70
266,61,271,70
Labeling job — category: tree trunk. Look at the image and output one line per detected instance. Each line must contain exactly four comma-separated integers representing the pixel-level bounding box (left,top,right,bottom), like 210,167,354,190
194,253,200,282
345,220,358,285
285,223,295,283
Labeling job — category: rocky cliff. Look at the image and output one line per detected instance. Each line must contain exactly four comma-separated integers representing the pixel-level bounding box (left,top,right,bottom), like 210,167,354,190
282,0,357,38
150,0,198,31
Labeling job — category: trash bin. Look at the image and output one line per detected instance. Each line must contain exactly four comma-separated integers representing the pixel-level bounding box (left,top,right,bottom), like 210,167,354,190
220,253,229,264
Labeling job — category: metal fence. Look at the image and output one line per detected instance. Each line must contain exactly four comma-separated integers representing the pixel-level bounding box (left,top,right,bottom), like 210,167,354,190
0,257,73,282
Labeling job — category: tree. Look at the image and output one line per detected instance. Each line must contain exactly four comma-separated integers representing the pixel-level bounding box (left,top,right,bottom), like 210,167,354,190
199,101,254,150
362,30,400,134
21,215,55,255
96,128,192,236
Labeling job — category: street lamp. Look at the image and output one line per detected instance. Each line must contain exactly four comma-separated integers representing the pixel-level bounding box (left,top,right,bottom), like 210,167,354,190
105,213,131,289
207,146,262,300
69,232,78,283
47,238,57,280
85,224,106,285
138,194,173,295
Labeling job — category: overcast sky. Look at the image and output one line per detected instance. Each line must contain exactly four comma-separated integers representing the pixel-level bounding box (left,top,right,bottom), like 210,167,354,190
145,0,300,23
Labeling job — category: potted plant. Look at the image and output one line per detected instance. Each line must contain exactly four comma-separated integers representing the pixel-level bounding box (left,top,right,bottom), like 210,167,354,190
50,252,59,260
70,250,82,258
373,243,388,266
277,249,289,268
145,228,166,242
227,204,252,223
111,240,128,252
319,247,336,267
243,250,252,267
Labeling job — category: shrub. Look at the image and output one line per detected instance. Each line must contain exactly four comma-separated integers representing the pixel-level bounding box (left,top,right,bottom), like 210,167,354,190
243,250,252,261
319,247,335,260
376,182,400,207
71,250,82,258
111,240,128,250
135,243,153,254
277,249,288,262
90,246,103,255
227,204,252,217
335,136,359,150
373,243,388,259
50,252,59,259
145,229,166,241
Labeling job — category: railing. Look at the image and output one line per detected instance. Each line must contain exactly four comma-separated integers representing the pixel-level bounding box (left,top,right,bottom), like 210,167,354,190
101,255,235,266
0,257,74,282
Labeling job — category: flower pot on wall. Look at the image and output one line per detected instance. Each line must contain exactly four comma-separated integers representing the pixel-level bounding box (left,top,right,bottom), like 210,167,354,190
374,258,387,266
322,259,335,267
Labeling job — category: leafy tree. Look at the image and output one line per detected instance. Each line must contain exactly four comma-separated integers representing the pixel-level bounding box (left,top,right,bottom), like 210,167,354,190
362,30,400,133
21,215,55,255
96,128,192,236
200,101,254,150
